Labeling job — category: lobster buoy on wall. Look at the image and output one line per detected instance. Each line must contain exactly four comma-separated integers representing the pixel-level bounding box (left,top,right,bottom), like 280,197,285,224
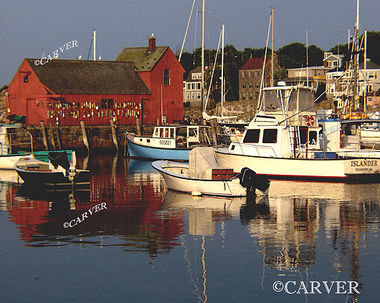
305,115,315,126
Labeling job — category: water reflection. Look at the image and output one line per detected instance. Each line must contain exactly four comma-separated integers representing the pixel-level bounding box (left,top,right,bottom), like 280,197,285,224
3,155,183,257
160,180,379,303
1,155,379,302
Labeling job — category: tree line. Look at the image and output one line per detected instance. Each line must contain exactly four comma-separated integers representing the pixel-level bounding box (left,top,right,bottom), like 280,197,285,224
179,31,380,101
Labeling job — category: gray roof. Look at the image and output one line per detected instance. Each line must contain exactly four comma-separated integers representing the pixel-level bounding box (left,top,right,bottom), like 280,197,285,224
26,59,151,95
185,66,202,82
115,46,169,71
360,61,380,69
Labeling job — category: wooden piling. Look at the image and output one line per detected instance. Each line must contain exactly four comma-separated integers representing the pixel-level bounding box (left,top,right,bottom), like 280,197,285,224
80,120,90,152
40,121,48,150
110,119,119,151
210,118,218,145
136,117,142,136
48,127,56,150
55,125,62,150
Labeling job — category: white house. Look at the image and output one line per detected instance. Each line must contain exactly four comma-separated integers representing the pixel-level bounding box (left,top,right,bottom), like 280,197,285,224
326,59,380,108
183,66,202,107
323,52,344,69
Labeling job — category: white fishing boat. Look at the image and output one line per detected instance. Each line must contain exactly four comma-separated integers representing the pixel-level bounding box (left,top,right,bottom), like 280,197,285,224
360,124,380,146
152,147,270,197
126,125,211,161
215,85,380,182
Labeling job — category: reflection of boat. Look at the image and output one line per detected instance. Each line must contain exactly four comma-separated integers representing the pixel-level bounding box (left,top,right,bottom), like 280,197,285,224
126,125,211,161
0,169,21,183
268,180,380,201
215,86,380,182
16,183,90,202
162,189,247,213
127,158,155,174
15,152,90,188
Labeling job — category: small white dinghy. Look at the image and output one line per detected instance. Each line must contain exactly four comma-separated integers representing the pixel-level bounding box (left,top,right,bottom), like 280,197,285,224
152,147,270,197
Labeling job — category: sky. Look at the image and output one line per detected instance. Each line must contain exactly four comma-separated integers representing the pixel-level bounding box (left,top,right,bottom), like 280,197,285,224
0,0,379,85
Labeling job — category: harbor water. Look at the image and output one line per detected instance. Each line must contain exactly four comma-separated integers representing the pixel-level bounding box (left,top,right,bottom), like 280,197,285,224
0,154,379,302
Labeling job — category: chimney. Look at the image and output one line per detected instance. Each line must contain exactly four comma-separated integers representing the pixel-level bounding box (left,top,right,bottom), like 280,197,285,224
148,34,156,52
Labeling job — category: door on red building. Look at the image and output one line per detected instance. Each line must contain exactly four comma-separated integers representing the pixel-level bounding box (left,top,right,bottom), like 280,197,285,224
142,99,150,125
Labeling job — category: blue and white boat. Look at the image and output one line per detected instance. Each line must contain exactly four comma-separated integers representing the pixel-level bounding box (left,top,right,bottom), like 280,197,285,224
126,125,211,161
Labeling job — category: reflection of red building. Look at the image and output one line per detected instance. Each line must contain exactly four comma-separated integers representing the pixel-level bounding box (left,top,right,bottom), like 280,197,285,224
7,187,50,243
6,155,184,256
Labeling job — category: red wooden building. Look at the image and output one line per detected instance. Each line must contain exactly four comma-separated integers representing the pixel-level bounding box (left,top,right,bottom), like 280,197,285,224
116,35,184,124
6,59,153,126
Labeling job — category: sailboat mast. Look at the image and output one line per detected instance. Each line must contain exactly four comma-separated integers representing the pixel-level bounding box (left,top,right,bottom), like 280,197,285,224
271,7,274,87
364,30,367,113
201,0,205,113
221,24,224,113
306,30,309,88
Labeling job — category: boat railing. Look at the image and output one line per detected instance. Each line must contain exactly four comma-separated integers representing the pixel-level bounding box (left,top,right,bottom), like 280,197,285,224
2,131,34,154
230,142,278,157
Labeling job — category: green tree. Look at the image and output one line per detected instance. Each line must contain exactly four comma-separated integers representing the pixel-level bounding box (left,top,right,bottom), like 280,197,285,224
278,42,306,68
0,85,8,93
308,45,324,66
179,51,194,80
367,31,380,65
329,31,380,67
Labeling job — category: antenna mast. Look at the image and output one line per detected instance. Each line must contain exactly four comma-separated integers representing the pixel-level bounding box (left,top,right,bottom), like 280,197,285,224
93,29,96,61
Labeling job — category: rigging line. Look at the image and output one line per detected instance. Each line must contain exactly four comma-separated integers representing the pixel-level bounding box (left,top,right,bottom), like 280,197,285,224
179,0,196,62
193,2,199,65
87,35,93,60
204,28,222,111
280,65,354,125
257,12,272,111
278,89,325,125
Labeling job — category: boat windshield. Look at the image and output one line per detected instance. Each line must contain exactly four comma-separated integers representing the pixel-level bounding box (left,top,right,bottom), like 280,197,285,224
261,87,315,114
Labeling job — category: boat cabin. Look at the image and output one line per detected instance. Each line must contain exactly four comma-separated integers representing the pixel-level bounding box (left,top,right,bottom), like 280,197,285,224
138,125,211,149
229,115,321,159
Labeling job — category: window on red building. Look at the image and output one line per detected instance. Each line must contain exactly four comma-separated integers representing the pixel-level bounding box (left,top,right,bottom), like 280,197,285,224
101,98,114,109
164,69,170,85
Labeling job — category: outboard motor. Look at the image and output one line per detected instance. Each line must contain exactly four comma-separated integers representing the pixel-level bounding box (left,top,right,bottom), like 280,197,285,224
48,152,70,170
239,167,270,202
